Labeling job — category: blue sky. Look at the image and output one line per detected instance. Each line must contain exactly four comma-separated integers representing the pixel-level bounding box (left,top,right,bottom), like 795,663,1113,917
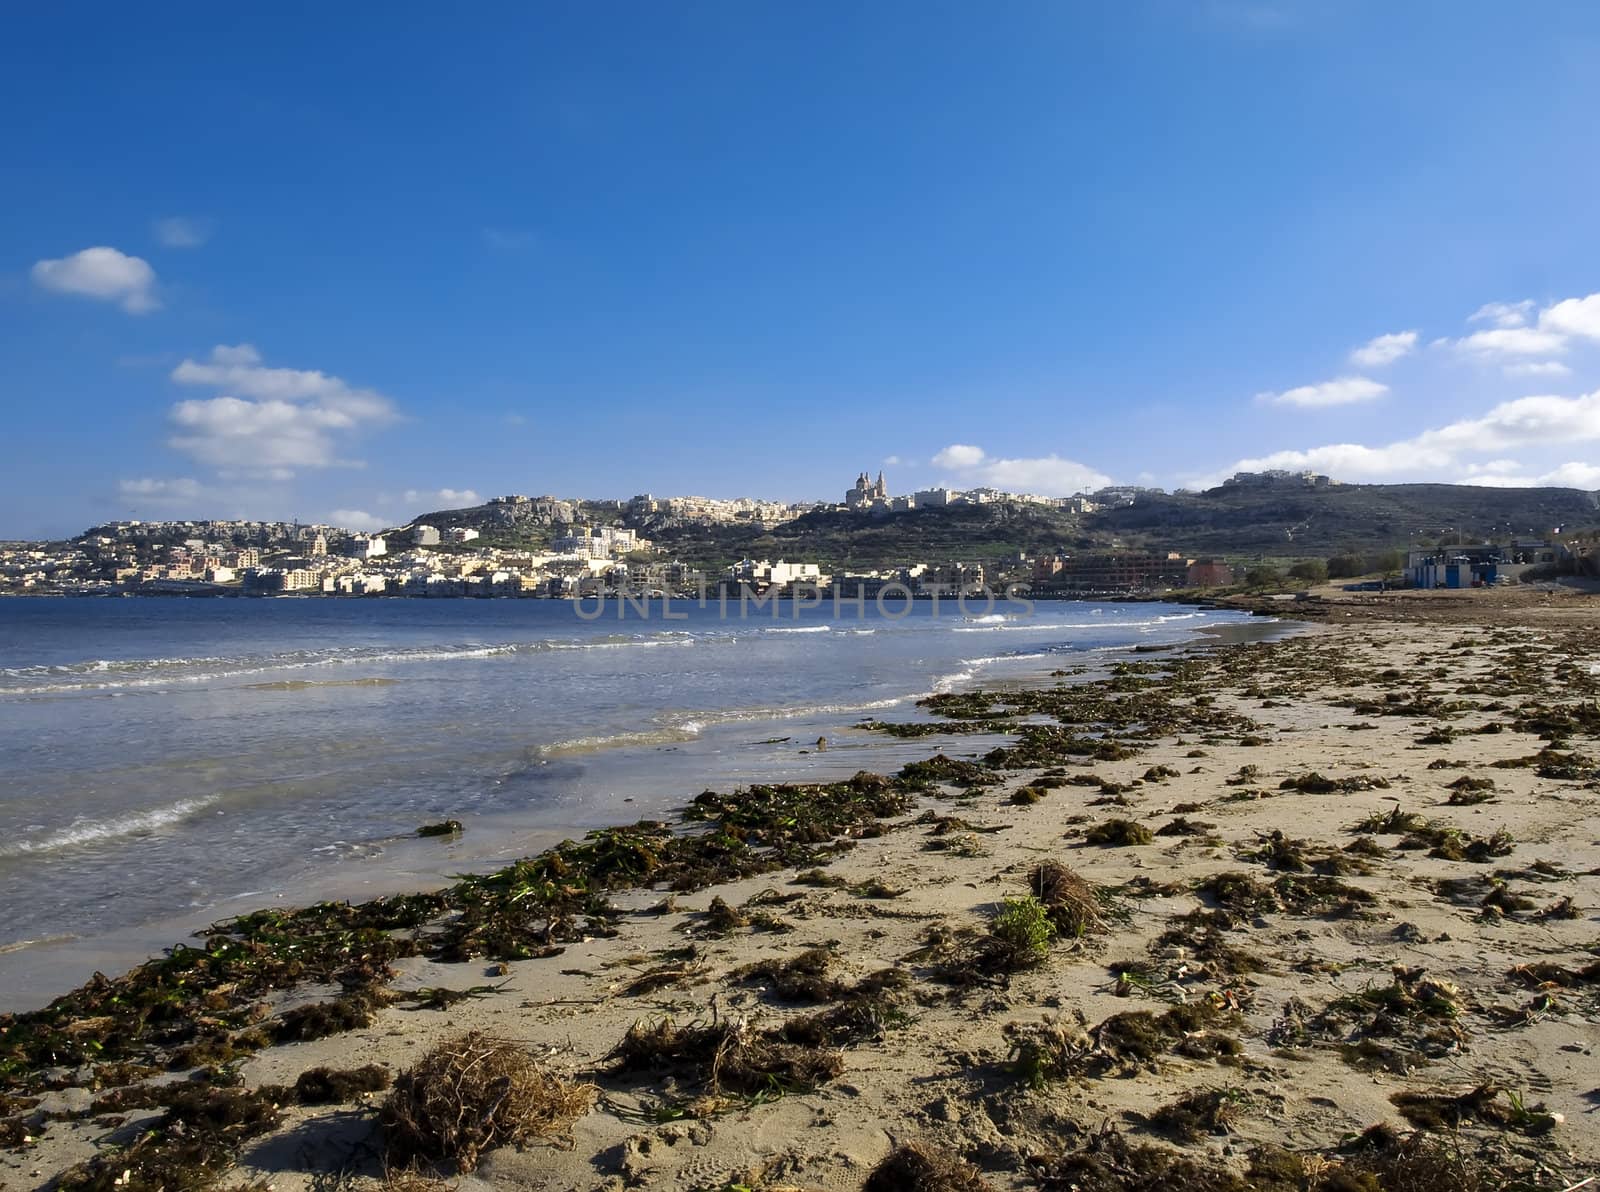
5,1,1600,538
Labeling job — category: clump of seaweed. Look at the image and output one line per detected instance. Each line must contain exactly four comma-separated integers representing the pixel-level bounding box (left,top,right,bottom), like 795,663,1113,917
1349,806,1430,835
1027,861,1106,938
289,1063,390,1104
732,947,907,1006
1390,1082,1558,1135
864,1140,993,1192
607,1015,844,1095
702,896,750,934
1157,816,1216,837
1398,825,1514,863
1084,818,1154,846
1145,1086,1247,1141
1280,772,1391,793
1025,1125,1247,1191
1241,830,1373,876
57,1085,282,1191
791,868,849,888
416,819,462,837
898,755,992,789
383,1032,596,1172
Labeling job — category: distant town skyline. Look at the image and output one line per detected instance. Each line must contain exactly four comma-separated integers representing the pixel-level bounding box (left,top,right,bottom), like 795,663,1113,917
6,3,1600,538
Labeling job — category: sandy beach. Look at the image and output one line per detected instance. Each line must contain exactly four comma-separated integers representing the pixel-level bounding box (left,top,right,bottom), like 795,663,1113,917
4,587,1599,1191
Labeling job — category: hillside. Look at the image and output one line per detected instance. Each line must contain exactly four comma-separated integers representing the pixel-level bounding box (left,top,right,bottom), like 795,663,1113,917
1084,483,1600,556
640,503,1091,570
402,483,1600,568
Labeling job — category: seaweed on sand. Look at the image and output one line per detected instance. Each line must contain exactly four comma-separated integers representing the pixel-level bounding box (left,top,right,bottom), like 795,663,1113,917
1390,1082,1558,1135
607,1016,844,1095
865,1141,993,1192
1084,818,1154,846
287,1063,392,1104
56,1086,282,1191
1145,1086,1248,1141
383,1032,595,1172
1027,861,1107,938
932,896,1058,985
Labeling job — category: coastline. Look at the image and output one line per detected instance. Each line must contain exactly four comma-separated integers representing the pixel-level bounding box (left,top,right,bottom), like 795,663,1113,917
4,592,1598,1190
0,600,1253,1010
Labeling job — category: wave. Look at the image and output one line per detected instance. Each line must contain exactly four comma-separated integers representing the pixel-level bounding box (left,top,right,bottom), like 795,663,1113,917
761,625,831,634
0,796,221,858
243,677,402,691
0,632,702,696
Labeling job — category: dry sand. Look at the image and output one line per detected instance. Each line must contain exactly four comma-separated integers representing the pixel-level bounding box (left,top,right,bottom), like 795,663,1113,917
5,589,1599,1191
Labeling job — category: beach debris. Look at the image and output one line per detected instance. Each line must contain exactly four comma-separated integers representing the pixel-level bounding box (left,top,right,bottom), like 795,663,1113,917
1027,860,1107,938
288,1063,391,1104
1391,1082,1559,1135
56,1084,282,1191
607,1015,844,1095
1145,1086,1248,1141
1083,818,1154,846
416,819,462,837
378,1169,459,1192
702,896,750,934
383,1032,596,1172
986,896,1057,969
865,1140,993,1191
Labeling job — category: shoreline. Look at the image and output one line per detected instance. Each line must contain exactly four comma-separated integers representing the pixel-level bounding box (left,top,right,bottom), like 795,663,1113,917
3,591,1598,1190
0,604,1271,1012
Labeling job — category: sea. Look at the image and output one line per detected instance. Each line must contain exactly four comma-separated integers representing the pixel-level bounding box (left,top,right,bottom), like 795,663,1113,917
0,595,1266,1009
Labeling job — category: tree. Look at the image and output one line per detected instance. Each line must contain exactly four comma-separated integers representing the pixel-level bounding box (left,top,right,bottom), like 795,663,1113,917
1325,554,1364,579
1371,549,1405,575
1244,566,1285,590
1288,560,1328,584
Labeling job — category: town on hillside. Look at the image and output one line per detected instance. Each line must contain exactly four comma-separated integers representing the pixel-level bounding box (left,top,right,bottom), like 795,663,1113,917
2,471,1595,598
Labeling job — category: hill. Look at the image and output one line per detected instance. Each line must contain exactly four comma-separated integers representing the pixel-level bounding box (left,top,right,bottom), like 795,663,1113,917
1084,483,1600,556
402,483,1600,568
640,503,1091,570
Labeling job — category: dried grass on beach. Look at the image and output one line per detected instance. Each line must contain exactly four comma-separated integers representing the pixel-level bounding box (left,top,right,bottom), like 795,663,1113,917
382,1032,596,1171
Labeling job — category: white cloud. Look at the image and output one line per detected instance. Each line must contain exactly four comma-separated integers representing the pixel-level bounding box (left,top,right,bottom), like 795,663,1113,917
31,246,160,314
153,216,212,248
1220,388,1600,484
1540,292,1600,341
172,344,394,421
119,477,201,501
931,443,1111,496
329,509,392,532
1257,376,1388,409
1452,326,1568,358
1469,300,1534,329
1503,361,1571,379
932,444,986,470
1349,331,1417,368
881,455,903,466
1461,462,1600,489
166,346,397,476
403,488,480,508
1445,292,1600,361
1540,461,1600,488
209,343,262,366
